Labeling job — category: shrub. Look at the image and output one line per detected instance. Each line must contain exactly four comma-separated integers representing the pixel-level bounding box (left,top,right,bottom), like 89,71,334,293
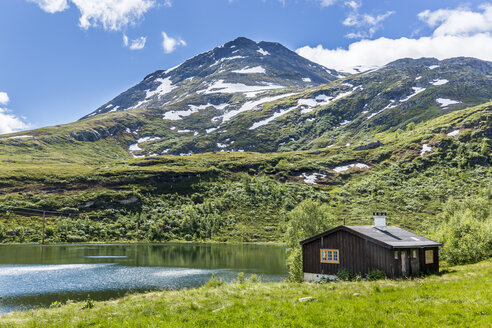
248,274,261,283
287,247,304,282
437,193,492,265
203,274,224,288
235,272,246,284
337,268,354,281
81,295,94,310
366,269,386,281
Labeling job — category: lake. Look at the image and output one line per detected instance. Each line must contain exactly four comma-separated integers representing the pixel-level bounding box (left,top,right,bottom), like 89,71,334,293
0,243,287,314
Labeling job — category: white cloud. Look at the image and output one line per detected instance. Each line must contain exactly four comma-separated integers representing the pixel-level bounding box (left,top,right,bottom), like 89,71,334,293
29,0,156,31
297,33,492,73
320,0,337,7
341,0,394,39
72,0,155,31
0,108,30,135
0,92,9,105
27,0,69,13
123,34,146,50
0,92,29,135
162,32,186,54
344,1,359,11
297,5,492,73
418,4,492,37
123,34,129,47
129,36,146,50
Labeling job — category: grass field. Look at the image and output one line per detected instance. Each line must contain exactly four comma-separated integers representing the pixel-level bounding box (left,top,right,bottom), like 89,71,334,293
1,260,490,327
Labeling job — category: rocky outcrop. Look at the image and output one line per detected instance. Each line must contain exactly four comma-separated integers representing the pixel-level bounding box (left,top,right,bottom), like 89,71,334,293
355,141,383,151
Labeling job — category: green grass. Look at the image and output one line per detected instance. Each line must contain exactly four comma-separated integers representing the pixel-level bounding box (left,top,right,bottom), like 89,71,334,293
0,102,490,244
0,260,490,327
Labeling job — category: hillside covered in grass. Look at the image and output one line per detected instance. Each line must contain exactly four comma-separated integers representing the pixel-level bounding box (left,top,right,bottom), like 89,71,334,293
0,260,490,327
0,102,490,244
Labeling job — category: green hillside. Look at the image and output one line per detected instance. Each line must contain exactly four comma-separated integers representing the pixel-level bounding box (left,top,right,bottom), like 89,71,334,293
0,102,490,244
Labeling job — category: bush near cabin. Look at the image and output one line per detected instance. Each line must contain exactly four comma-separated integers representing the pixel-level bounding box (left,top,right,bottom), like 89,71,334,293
437,191,492,265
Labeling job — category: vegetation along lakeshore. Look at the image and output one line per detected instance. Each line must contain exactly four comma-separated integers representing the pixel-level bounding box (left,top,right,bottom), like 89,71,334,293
1,0,491,326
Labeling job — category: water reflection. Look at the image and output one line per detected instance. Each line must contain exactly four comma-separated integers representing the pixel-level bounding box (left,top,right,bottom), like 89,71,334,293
0,243,287,314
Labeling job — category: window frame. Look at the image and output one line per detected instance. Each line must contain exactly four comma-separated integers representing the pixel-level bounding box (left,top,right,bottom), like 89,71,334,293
425,250,434,264
320,249,340,264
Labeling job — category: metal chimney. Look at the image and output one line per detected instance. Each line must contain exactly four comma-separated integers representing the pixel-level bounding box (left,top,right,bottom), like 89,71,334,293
373,212,387,231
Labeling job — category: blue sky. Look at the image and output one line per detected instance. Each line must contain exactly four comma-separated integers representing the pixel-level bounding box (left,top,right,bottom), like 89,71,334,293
0,0,491,133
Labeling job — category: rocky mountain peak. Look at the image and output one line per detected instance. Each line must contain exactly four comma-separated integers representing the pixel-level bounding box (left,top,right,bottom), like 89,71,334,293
83,37,342,119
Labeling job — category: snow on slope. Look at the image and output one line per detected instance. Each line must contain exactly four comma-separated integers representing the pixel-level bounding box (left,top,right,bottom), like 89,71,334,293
232,66,266,74
145,77,176,99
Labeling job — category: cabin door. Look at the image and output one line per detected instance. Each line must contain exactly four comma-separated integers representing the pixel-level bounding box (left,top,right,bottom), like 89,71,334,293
401,251,408,276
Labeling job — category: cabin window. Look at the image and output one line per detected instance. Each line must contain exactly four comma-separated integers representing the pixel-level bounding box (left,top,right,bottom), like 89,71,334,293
320,249,339,264
412,250,417,258
425,250,434,264
394,251,398,259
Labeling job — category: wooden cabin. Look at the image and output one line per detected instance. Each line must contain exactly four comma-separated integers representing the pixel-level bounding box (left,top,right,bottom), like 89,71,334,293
300,213,441,281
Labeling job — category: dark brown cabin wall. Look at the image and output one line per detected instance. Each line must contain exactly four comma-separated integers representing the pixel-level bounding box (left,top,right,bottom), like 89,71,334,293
365,239,395,277
304,229,393,276
321,230,366,275
302,239,321,274
419,247,440,274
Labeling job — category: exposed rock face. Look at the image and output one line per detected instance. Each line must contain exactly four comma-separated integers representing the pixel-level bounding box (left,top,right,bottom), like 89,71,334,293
355,141,383,151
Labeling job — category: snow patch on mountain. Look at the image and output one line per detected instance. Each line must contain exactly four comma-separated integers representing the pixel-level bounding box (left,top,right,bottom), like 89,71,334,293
367,100,398,119
297,87,358,114
436,98,461,108
249,105,298,130
257,48,270,56
198,80,284,96
164,63,182,75
333,163,369,173
146,77,176,99
219,92,296,123
301,172,326,184
163,103,229,121
210,56,246,67
232,66,266,74
431,79,448,86
400,87,426,102
420,144,432,156
447,129,460,137
128,136,161,158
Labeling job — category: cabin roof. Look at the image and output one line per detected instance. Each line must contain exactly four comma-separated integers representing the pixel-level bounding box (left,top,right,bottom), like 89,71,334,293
299,225,442,248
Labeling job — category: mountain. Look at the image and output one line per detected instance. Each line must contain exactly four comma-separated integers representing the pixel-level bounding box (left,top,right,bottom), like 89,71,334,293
1,38,491,161
0,37,490,243
83,37,342,119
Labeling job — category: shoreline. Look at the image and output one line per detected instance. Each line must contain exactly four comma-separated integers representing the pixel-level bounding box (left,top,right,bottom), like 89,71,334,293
0,260,490,327
0,240,288,247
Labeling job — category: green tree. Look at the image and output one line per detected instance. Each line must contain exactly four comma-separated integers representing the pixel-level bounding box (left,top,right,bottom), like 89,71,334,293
437,192,492,265
286,200,338,281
